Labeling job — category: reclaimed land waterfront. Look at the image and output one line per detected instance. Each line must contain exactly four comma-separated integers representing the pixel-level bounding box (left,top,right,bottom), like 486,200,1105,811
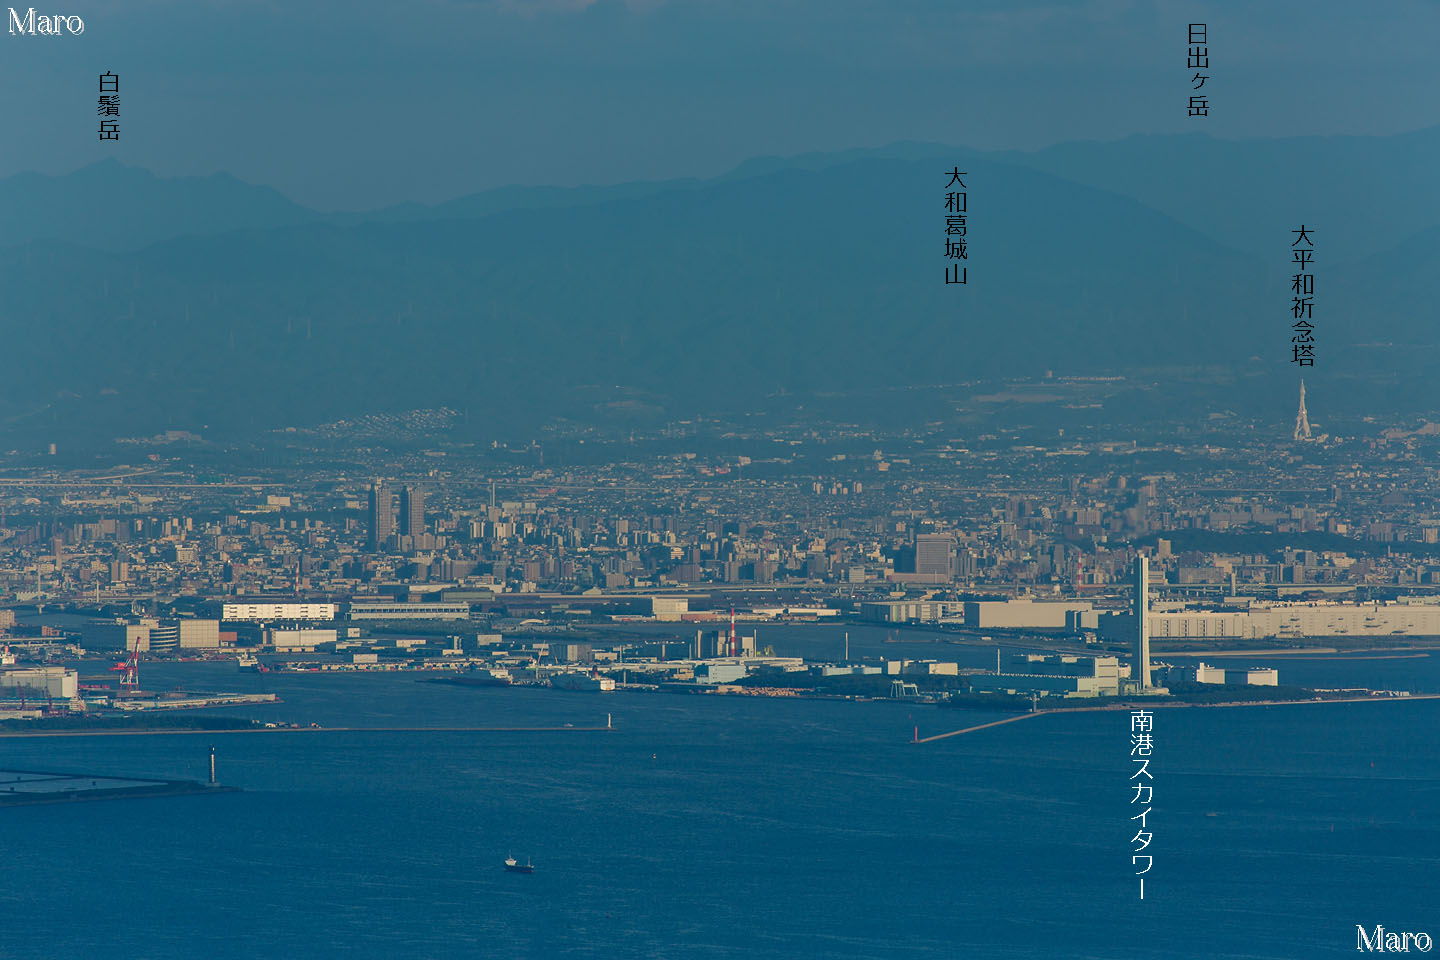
0,712,261,734
4,650,1439,959
2,624,1435,956
918,694,1440,742
0,724,615,738
0,768,236,806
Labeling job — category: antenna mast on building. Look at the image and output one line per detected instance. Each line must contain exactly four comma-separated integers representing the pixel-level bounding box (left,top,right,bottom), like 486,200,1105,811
1294,379,1312,442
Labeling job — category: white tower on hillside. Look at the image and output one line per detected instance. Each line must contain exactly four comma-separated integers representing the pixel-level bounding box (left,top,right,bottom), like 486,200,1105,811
1294,380,1312,442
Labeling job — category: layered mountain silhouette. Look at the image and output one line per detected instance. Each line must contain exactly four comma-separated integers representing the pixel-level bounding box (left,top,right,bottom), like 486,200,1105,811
0,129,1435,439
0,159,319,252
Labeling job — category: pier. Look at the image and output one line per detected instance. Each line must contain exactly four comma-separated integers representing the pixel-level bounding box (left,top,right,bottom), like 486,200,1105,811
0,723,616,738
110,693,280,711
914,711,1047,743
0,768,236,805
914,692,1440,743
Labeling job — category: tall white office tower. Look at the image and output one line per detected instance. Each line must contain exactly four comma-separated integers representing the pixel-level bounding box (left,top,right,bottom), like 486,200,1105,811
1134,556,1152,690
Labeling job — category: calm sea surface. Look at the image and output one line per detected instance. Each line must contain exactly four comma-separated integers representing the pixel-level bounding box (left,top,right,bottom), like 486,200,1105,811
3,623,1437,959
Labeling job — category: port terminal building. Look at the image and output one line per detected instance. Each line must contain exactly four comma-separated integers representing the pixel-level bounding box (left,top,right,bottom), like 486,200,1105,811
858,600,963,624
599,656,805,685
969,654,1121,698
347,602,470,621
83,618,222,652
222,603,337,622
1,666,78,700
857,597,1097,630
686,656,806,684
268,628,340,652
965,599,1096,631
649,597,689,621
1154,663,1279,686
1102,598,1440,641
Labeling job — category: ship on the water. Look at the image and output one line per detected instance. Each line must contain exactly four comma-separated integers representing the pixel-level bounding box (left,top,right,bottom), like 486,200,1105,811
504,856,534,874
549,672,616,692
428,668,513,689
236,654,259,671
455,667,513,686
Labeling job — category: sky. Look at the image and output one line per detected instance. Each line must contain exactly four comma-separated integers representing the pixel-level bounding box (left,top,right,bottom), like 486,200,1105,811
3,0,1439,210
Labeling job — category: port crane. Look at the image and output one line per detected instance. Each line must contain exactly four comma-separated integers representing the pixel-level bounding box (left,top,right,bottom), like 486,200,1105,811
109,640,141,690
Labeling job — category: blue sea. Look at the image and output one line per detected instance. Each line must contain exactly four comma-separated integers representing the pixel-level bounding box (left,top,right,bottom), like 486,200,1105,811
3,624,1437,959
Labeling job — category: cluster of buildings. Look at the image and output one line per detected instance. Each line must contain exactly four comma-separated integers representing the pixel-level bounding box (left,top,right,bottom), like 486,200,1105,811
1153,662,1278,687
965,559,1279,699
1117,596,1440,641
5,394,1440,613
0,385,1438,712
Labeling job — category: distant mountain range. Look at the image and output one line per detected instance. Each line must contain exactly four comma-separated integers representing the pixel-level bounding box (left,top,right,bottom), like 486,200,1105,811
0,129,1436,440
0,157,711,252
9,128,1440,261
0,160,319,253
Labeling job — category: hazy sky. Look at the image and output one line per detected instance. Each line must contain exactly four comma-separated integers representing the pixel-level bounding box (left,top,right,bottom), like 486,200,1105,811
4,0,1438,210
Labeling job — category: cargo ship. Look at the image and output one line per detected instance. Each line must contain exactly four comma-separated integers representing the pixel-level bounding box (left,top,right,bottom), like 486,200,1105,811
457,667,513,686
428,668,513,689
549,673,616,692
504,856,534,874
236,654,259,671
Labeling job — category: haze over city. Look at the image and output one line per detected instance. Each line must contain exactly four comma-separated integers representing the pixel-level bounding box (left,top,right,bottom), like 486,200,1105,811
3,2,1439,958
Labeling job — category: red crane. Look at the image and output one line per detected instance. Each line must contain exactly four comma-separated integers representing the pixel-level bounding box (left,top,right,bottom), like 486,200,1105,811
108,640,141,690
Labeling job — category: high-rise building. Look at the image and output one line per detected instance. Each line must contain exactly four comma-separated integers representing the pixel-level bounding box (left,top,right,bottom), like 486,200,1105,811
914,533,955,577
368,481,394,550
400,485,425,537
1134,556,1152,690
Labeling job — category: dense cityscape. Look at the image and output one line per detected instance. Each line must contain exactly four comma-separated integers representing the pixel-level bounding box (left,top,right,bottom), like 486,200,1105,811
3,378,1439,719
6,0,1439,954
